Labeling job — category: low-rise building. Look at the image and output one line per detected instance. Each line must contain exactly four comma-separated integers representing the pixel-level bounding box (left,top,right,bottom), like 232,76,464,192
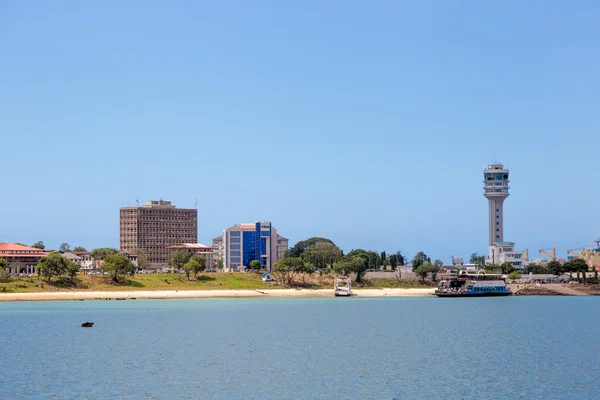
72,251,138,273
486,241,524,270
212,236,224,270
451,256,464,266
276,235,289,261
167,244,214,271
0,243,48,275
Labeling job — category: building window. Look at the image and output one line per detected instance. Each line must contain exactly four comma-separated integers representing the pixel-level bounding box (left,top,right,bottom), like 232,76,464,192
496,229,499,232
496,235,500,238
230,244,240,250
230,257,241,263
231,237,240,244
230,231,241,237
496,209,499,212
230,251,240,257
496,222,499,225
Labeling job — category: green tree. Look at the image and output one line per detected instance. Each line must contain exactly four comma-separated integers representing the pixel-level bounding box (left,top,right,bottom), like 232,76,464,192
135,248,150,270
301,241,342,271
289,237,336,258
249,260,262,271
102,253,135,283
547,260,565,275
294,260,315,286
36,252,69,282
396,251,406,266
59,243,71,253
470,253,485,266
183,259,200,280
564,258,588,273
0,257,8,282
524,263,549,274
333,249,370,283
380,251,387,268
508,271,521,280
484,264,499,274
389,254,398,270
431,260,444,281
500,262,515,275
168,249,190,271
415,265,430,283
190,254,207,276
411,252,431,271
32,241,45,250
91,248,119,261
73,246,87,252
272,257,301,285
217,259,224,271
66,261,80,280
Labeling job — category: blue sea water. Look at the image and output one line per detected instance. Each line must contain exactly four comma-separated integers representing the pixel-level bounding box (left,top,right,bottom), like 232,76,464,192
1,296,599,399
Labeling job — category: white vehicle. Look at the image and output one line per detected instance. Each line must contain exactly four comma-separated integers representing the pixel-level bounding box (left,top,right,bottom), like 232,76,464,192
334,276,352,297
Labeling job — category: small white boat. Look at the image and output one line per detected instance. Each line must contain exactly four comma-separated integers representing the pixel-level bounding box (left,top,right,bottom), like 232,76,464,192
334,276,352,297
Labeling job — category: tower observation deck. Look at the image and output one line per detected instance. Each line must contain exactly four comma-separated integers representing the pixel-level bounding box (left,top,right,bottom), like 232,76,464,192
484,164,509,247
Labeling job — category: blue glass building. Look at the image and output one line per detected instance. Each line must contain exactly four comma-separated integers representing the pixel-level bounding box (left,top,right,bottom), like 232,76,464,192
222,222,286,271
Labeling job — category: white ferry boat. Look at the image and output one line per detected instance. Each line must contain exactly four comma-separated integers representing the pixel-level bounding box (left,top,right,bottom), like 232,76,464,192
334,276,352,297
435,271,512,297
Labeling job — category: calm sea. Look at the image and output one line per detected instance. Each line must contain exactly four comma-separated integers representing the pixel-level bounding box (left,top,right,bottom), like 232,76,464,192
1,297,599,399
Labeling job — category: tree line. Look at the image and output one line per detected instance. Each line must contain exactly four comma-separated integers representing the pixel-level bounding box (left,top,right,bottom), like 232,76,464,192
167,249,208,280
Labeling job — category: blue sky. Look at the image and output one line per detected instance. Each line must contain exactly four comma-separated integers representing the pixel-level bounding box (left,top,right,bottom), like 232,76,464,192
1,1,599,263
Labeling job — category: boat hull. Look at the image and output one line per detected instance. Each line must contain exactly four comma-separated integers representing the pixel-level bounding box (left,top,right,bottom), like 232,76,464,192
334,292,352,297
435,292,512,298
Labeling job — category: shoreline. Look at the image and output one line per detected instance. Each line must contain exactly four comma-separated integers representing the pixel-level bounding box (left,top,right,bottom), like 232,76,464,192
0,288,436,302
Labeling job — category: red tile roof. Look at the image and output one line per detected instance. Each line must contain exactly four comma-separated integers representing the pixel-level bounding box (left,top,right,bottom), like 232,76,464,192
0,242,47,252
0,253,47,258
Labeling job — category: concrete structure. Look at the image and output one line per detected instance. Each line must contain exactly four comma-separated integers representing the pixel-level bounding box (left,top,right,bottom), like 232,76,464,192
222,222,287,272
72,251,138,273
72,251,95,272
276,235,289,261
62,252,83,267
486,242,524,270
482,164,525,270
120,200,197,266
212,236,224,269
451,256,464,266
0,243,47,275
484,164,510,246
166,243,214,271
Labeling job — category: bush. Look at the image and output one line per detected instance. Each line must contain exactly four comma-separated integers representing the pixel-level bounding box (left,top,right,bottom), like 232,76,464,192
508,271,521,280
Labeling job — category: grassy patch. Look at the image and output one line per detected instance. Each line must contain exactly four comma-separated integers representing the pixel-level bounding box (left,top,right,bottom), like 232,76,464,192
362,278,434,289
0,272,280,293
0,273,433,293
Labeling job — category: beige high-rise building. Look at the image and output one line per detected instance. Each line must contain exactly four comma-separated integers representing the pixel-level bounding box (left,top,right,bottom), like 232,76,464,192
120,200,198,265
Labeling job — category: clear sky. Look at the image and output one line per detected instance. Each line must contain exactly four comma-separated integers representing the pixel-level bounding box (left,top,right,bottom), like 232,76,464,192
1,1,599,263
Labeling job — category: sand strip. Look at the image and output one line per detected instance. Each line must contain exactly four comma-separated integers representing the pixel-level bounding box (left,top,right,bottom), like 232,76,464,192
0,288,435,302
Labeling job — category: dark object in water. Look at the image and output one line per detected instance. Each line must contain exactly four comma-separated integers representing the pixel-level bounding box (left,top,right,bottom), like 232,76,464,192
81,322,94,328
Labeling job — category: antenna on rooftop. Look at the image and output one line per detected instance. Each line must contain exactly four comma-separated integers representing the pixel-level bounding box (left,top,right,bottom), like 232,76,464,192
136,196,139,206
195,198,197,209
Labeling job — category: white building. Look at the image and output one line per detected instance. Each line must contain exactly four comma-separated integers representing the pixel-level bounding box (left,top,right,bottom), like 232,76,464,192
486,242,525,270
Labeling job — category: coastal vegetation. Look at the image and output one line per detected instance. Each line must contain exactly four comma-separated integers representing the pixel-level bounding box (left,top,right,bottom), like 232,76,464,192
101,253,136,283
0,257,8,282
37,252,80,282
0,272,429,294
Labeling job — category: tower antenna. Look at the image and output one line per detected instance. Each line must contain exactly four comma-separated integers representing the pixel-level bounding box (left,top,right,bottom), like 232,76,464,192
136,196,139,206
195,198,197,209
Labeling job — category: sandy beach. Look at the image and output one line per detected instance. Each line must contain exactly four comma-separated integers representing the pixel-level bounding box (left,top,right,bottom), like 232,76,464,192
0,288,435,302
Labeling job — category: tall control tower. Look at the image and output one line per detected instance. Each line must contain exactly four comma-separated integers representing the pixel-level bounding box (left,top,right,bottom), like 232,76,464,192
483,164,509,246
